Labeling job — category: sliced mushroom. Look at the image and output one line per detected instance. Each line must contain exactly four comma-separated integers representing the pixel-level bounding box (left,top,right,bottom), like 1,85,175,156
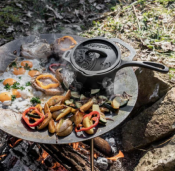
31,73,64,95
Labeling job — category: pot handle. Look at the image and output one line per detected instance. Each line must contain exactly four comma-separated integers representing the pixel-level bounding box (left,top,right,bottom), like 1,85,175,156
110,38,136,60
62,50,71,63
120,60,169,73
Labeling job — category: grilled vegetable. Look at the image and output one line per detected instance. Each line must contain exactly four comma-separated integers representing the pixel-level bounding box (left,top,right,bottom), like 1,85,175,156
111,98,120,109
80,94,87,100
71,108,77,113
75,102,82,108
74,111,84,127
62,79,69,90
80,100,93,112
48,119,56,133
38,103,52,130
98,95,108,101
101,103,115,112
56,119,73,137
82,116,94,134
27,113,40,118
100,107,109,113
71,91,80,99
114,96,129,107
22,107,45,127
47,96,65,107
56,107,72,121
92,104,107,125
52,109,65,119
50,105,66,112
91,89,100,95
64,89,71,101
65,99,74,105
79,111,100,134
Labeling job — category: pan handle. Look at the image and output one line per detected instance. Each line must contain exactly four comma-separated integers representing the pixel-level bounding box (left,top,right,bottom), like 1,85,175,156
110,38,136,61
62,50,71,63
120,60,169,73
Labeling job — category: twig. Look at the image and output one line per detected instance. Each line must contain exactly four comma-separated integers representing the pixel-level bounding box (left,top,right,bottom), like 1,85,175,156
169,24,175,35
132,4,140,31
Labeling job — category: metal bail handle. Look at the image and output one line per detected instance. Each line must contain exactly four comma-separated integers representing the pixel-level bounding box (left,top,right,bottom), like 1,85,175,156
110,38,136,61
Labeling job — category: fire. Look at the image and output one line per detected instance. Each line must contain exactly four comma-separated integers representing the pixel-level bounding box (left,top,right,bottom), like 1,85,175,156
107,150,124,161
41,151,49,164
8,138,22,148
0,154,7,160
69,142,99,158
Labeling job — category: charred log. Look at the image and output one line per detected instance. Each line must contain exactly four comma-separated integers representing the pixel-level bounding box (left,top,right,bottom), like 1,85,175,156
41,144,99,171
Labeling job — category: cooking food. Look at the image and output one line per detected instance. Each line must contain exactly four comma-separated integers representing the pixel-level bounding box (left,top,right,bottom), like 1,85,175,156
53,36,77,57
20,37,52,59
0,35,133,139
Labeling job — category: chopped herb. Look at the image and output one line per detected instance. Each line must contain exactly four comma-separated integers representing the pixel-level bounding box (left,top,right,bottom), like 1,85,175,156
18,76,21,79
11,82,20,89
26,82,31,86
0,79,4,82
11,95,16,101
10,62,17,67
20,86,25,90
33,68,39,71
30,97,41,104
24,63,30,70
4,83,11,90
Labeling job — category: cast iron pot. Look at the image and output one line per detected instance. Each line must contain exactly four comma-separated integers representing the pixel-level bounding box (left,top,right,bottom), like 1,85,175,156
62,37,169,88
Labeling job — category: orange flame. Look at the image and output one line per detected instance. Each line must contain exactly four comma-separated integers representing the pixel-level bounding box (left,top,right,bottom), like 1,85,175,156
70,142,79,150
69,142,98,158
0,154,7,159
107,150,124,161
9,139,22,148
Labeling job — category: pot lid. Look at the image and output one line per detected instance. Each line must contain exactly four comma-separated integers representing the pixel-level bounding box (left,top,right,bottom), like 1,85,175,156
70,38,121,75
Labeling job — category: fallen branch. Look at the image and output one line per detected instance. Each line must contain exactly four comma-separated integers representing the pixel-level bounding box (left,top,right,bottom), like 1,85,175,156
132,4,140,31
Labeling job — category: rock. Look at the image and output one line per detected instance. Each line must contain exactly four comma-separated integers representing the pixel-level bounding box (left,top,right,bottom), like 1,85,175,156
134,68,171,110
96,157,108,170
109,160,124,171
134,135,175,171
108,138,115,146
122,88,175,151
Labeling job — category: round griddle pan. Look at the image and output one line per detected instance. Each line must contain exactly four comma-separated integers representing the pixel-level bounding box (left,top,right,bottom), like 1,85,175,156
0,34,138,144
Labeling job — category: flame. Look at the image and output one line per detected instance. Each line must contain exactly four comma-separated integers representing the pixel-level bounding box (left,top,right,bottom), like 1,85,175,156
0,154,7,159
70,142,79,150
9,139,22,148
41,151,49,164
69,142,98,158
107,150,124,161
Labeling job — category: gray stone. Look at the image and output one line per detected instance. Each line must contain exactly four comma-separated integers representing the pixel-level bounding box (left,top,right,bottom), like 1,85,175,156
108,138,115,146
134,135,175,171
134,68,171,110
122,88,175,151
96,157,108,170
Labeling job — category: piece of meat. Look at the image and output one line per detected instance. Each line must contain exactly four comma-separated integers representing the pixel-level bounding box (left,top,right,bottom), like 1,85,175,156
20,37,53,59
